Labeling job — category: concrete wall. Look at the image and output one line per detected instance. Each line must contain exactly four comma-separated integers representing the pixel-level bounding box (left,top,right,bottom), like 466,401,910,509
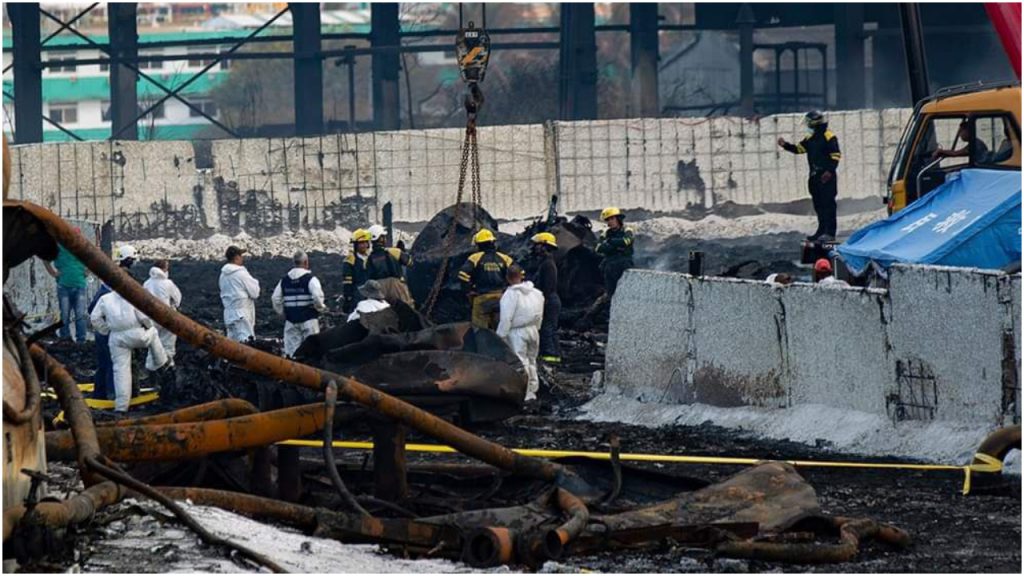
5,220,102,333
4,108,911,239
606,264,1022,427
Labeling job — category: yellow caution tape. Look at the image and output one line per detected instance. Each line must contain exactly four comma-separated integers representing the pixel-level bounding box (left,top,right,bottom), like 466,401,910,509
52,389,160,426
961,452,1005,495
278,439,1000,496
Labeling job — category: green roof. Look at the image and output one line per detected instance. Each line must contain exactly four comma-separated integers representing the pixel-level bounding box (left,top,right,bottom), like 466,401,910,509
4,71,227,103
41,123,214,143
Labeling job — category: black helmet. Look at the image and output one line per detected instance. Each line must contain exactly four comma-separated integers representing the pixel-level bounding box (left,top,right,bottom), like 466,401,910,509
804,110,827,128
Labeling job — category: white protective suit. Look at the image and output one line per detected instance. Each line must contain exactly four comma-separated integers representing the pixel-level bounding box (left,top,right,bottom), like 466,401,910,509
818,276,851,289
496,281,545,401
271,268,327,357
90,291,167,412
143,266,182,365
219,263,261,341
347,299,390,323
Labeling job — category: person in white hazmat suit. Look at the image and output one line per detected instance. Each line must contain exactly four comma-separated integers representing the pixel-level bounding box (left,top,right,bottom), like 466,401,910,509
90,283,170,413
219,245,261,341
496,265,545,401
143,259,182,366
271,251,327,357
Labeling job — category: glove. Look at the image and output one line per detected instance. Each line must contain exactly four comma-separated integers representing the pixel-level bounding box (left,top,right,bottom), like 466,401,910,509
820,171,834,184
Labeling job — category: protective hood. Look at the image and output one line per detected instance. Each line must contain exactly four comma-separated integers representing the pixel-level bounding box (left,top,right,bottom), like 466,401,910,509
286,267,311,280
149,266,168,280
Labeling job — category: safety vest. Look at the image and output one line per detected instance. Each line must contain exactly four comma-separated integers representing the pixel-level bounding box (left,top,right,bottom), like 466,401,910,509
280,273,318,323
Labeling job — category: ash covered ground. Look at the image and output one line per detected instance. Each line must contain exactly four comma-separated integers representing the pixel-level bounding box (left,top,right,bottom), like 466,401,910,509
33,226,1021,574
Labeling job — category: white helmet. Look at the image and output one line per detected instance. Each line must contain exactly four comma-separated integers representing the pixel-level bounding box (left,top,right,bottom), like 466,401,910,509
368,224,387,242
116,244,137,262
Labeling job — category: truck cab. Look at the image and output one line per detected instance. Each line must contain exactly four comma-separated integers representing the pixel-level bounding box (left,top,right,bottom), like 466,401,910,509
886,82,1021,214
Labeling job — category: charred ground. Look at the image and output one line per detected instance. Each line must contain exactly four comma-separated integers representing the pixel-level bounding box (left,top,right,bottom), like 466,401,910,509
35,247,1022,573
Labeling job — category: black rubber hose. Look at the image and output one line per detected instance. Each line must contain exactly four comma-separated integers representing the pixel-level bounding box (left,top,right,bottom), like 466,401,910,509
323,381,371,517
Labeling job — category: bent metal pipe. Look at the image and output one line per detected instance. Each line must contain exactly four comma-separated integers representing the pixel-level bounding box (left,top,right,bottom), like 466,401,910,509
6,200,560,483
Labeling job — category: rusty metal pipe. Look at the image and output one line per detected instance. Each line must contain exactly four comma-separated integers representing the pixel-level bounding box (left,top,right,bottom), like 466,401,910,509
545,489,589,558
3,481,123,542
975,425,1022,463
10,200,559,482
153,487,318,530
2,329,41,425
46,403,327,462
716,516,910,564
98,398,259,427
29,343,103,485
464,526,515,567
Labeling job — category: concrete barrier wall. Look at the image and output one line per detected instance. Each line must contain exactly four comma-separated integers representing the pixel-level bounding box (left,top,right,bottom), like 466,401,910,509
5,108,910,239
606,264,1022,427
5,219,102,333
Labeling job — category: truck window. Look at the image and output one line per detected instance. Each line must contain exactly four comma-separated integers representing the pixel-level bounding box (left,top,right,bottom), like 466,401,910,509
926,116,972,170
973,115,1019,168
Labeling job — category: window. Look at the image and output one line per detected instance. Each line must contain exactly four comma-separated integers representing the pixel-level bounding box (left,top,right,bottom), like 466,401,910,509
188,49,217,69
138,51,163,70
101,100,111,122
915,116,970,171
49,103,78,124
189,100,218,118
144,102,165,120
49,56,76,73
973,115,1019,168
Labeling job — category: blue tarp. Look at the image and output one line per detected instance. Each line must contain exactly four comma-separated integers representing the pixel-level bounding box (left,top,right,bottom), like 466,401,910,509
836,169,1022,275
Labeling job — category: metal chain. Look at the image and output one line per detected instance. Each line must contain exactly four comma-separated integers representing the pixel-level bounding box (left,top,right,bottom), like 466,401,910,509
422,124,475,318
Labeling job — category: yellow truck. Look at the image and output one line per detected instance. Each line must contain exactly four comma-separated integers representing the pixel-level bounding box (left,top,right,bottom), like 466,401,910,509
885,81,1021,214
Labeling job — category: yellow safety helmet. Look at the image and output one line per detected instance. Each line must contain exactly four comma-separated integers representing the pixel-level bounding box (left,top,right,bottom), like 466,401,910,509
531,232,558,248
473,229,496,245
600,207,623,221
351,228,372,243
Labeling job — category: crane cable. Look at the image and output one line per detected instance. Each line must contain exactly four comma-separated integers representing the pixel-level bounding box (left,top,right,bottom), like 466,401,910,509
421,24,489,318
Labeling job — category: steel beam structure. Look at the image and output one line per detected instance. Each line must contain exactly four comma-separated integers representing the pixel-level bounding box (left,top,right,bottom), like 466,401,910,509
291,3,324,136
899,3,931,105
371,3,401,131
835,4,866,110
9,3,44,143
737,4,756,117
559,3,598,121
629,3,659,117
108,3,139,141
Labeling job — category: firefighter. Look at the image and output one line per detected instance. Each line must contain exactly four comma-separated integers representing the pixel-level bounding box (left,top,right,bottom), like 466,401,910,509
530,232,561,364
777,110,842,242
366,224,414,305
271,251,327,357
341,228,372,313
595,207,634,297
458,229,514,330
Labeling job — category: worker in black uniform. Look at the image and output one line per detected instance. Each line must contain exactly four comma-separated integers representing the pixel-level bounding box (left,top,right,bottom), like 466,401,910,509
458,229,514,330
778,110,842,242
366,224,414,305
341,229,371,313
530,232,561,364
596,207,634,297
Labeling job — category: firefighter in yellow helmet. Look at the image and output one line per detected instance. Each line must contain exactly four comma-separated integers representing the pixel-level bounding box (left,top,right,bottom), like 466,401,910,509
530,232,561,363
458,229,514,329
595,207,635,297
341,228,372,313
